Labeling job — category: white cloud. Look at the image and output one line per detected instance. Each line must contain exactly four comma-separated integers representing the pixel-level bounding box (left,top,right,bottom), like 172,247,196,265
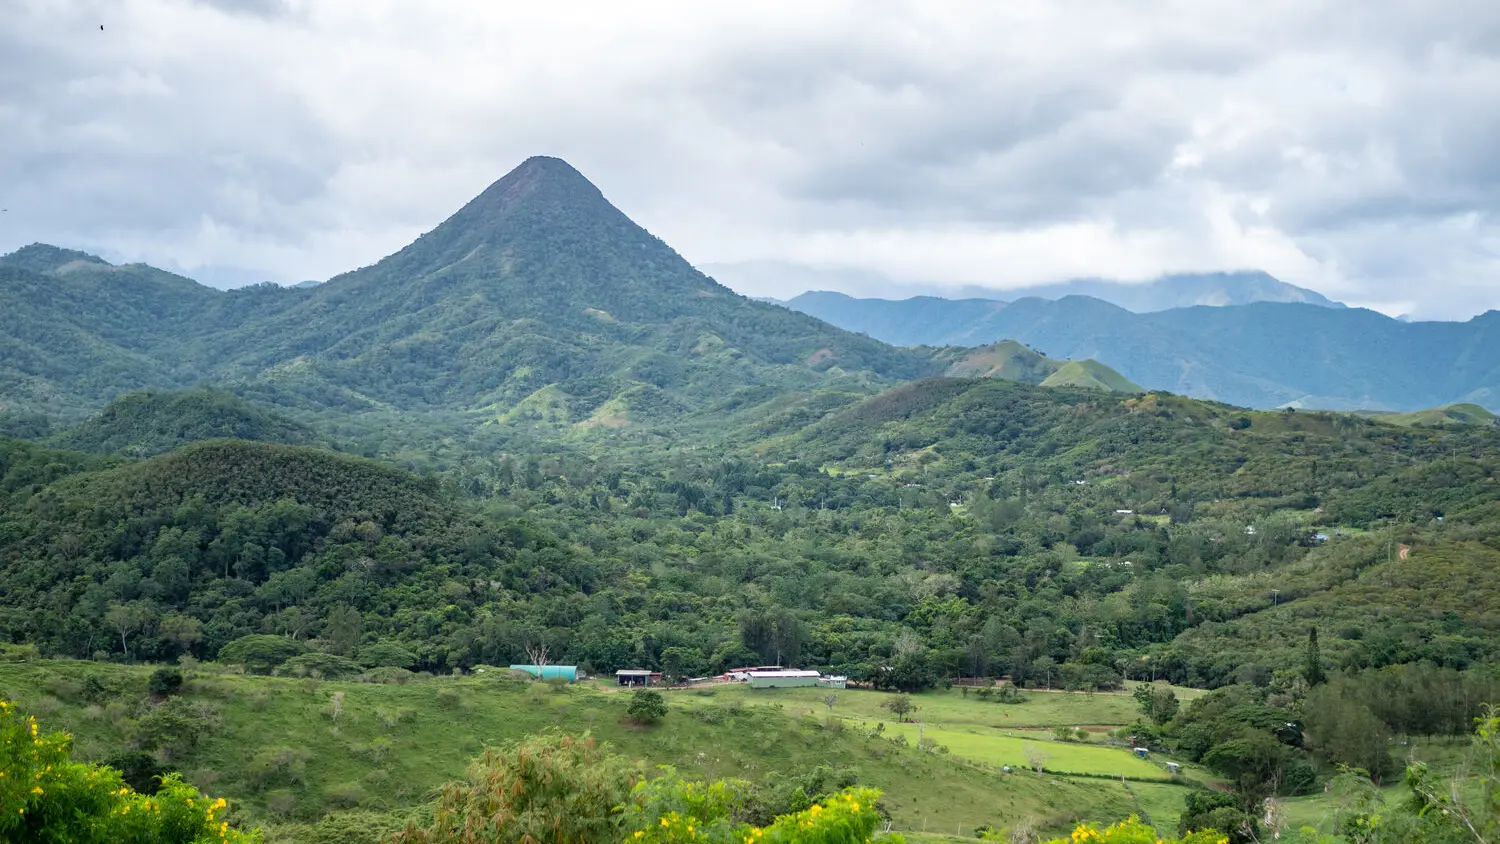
1,0,1497,318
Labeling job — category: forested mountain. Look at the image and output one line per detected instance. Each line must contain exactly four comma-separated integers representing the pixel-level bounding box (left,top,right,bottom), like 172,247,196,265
4,376,1498,689
0,158,937,423
784,292,1500,411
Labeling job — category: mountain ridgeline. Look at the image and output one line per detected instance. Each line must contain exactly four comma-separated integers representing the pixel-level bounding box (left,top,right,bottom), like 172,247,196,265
0,157,936,425
784,291,1500,411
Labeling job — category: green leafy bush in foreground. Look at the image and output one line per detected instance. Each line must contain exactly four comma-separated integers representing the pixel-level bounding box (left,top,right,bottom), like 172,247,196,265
0,698,259,843
395,732,900,844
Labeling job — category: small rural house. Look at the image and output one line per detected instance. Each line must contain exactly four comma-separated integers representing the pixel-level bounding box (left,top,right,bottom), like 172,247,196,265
615,669,661,687
817,675,848,689
509,664,578,682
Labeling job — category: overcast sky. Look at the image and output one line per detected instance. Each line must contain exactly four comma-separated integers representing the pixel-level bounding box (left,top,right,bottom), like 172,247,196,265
3,0,1499,319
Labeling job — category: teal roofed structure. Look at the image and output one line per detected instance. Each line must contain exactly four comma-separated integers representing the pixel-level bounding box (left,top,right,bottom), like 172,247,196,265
509,664,579,681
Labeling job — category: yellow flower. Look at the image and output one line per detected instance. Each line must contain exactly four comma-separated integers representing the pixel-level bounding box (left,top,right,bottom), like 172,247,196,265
31,786,43,795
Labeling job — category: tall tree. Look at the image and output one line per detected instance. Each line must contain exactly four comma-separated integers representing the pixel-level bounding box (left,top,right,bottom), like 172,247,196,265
1304,627,1327,687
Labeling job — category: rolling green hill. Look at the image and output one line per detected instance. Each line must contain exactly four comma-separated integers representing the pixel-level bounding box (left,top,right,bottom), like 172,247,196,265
49,389,316,456
1358,403,1499,428
931,340,1139,394
1037,359,1143,393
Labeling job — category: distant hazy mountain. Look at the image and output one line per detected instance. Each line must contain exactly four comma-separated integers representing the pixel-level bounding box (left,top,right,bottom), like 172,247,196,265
784,291,1500,411
704,261,1344,313
982,271,1346,312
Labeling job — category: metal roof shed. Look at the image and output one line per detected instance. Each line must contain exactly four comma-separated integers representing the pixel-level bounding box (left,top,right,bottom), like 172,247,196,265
746,670,821,689
509,664,578,681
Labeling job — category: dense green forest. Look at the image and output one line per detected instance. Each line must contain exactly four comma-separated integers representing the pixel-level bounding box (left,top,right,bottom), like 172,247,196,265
5,380,1497,687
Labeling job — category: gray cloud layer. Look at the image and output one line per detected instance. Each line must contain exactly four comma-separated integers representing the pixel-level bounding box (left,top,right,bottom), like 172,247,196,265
2,0,1498,318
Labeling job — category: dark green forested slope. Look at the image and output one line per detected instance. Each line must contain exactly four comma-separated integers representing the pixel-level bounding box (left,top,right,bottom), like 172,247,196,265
49,389,316,456
2,379,1498,693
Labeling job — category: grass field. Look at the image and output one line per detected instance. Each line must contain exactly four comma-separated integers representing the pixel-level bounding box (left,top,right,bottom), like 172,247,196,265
0,660,1170,842
695,683,1155,729
880,722,1170,780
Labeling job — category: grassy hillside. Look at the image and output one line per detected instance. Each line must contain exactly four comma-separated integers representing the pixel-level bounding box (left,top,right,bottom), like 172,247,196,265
0,660,1154,841
1038,360,1143,393
1359,402,1499,428
936,340,1060,382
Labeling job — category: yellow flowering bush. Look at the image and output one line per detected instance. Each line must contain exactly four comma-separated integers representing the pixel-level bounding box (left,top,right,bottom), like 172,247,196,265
1042,816,1227,844
624,785,897,844
0,699,260,843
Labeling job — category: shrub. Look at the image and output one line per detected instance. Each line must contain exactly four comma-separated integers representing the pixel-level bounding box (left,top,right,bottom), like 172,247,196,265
247,746,311,791
132,699,222,760
362,667,417,685
392,733,637,844
435,688,462,709
358,641,418,670
285,652,364,679
218,634,305,674
103,750,169,794
325,782,366,809
81,672,114,703
628,689,668,725
148,666,184,697
302,811,404,844
1042,817,1228,843
0,643,39,663
265,789,297,818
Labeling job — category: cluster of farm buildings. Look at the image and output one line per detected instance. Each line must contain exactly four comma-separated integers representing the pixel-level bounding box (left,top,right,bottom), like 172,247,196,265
506,663,847,689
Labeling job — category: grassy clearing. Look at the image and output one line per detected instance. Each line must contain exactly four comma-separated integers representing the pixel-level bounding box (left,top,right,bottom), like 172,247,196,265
1126,781,1189,832
0,660,1156,841
701,684,1150,729
881,722,1169,780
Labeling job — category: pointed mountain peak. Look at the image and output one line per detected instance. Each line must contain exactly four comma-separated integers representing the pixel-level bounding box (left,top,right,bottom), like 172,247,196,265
462,155,604,219
0,243,111,275
340,154,683,300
